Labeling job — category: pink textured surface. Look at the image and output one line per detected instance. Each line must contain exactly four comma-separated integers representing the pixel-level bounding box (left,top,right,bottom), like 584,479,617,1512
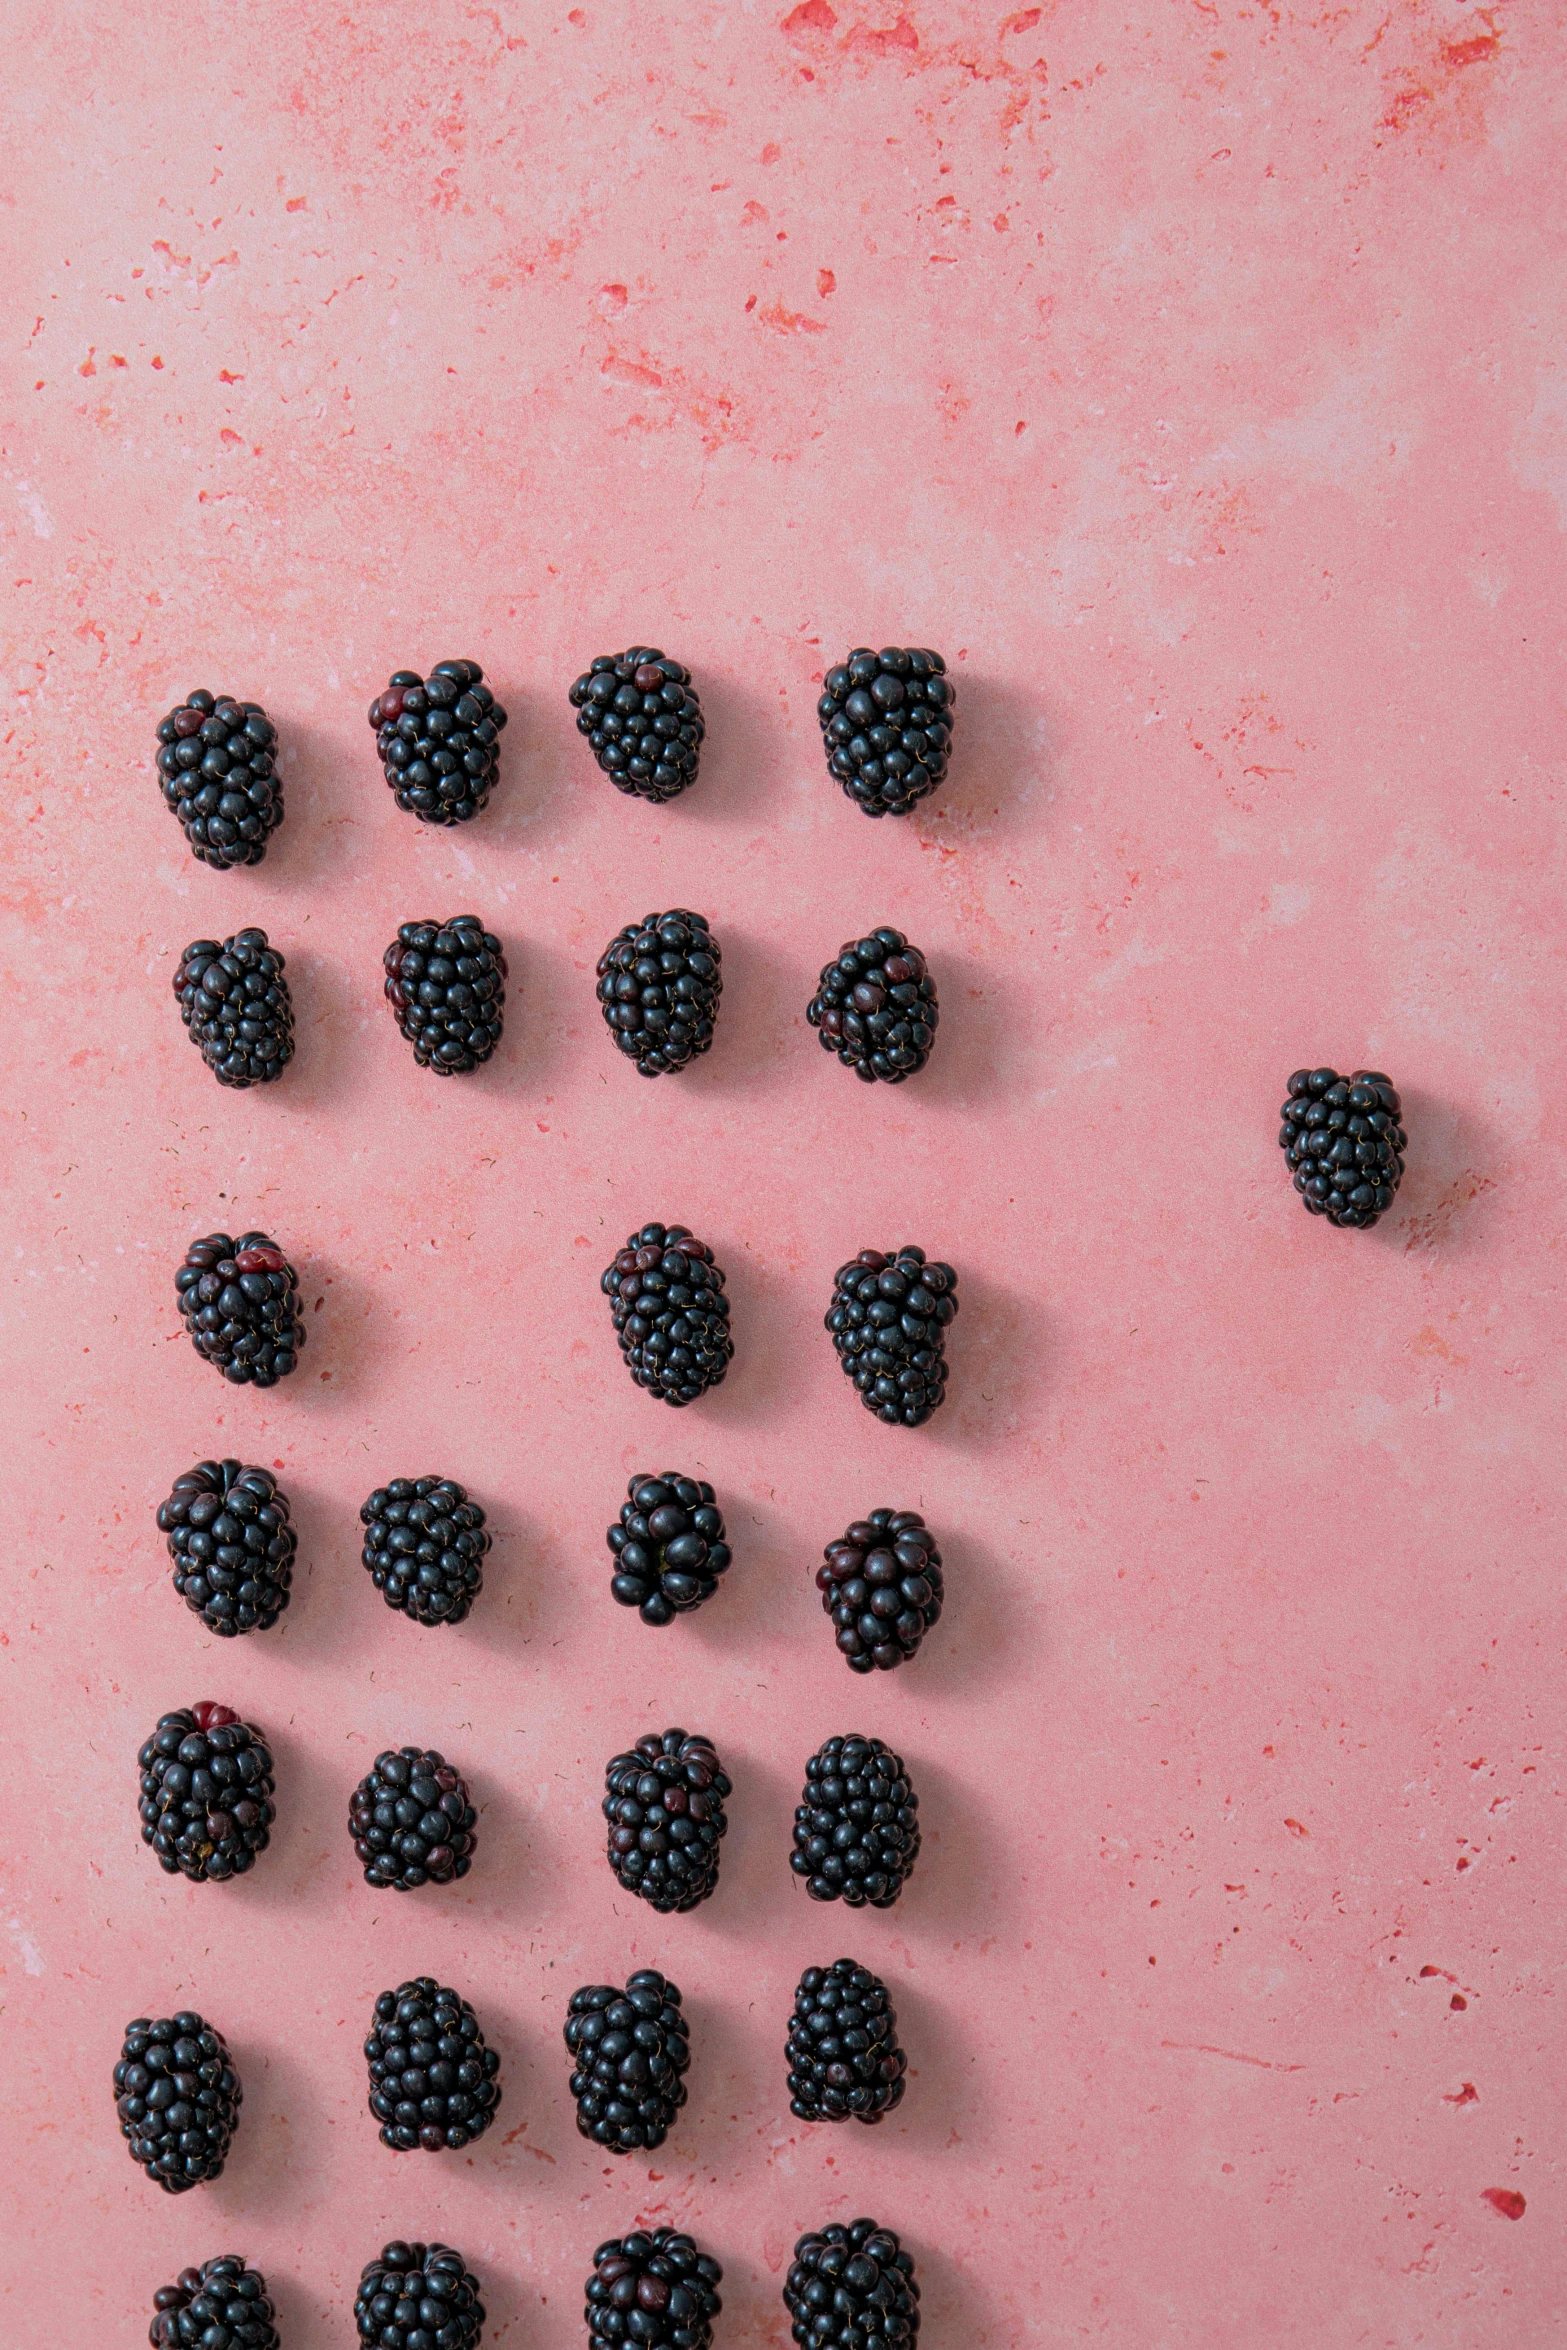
3,1,1565,2341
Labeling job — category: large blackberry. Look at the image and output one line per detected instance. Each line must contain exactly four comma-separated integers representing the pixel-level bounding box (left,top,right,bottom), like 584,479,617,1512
383,917,506,1074
364,1978,502,2153
608,1474,731,1624
784,2220,919,2349
791,1735,920,1908
817,647,953,819
360,1477,490,1627
368,662,507,826
564,1969,690,2152
603,1730,730,1912
602,1223,733,1406
355,2244,485,2350
173,930,294,1088
826,1246,956,1428
175,1233,304,1387
586,2229,723,2350
150,2256,279,2349
1279,1068,1407,1228
787,1959,908,2125
817,1510,943,1675
156,690,283,868
350,1746,477,1892
156,1460,295,1638
138,1703,276,1883
115,2012,240,2193
808,928,938,1085
569,648,704,803
597,910,722,1076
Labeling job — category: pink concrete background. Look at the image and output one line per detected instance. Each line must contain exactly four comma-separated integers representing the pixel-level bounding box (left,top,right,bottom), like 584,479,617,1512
3,2,1565,2342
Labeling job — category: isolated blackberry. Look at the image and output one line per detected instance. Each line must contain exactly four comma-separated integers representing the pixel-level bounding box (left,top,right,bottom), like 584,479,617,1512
826,1246,956,1428
569,648,704,803
564,1969,690,2153
173,930,294,1088
368,662,507,826
355,2244,485,2350
817,1510,943,1674
156,691,283,868
1279,1068,1407,1228
359,1477,490,1627
602,1223,733,1405
603,1730,730,1912
383,917,506,1074
175,1232,304,1387
350,1747,477,1892
791,1735,921,1908
586,2229,723,2350
156,1460,296,1637
364,1978,502,2153
787,1959,908,2125
817,648,953,819
608,1474,731,1624
784,2220,920,2349
808,929,938,1085
597,911,722,1076
138,1703,276,1884
150,2256,279,2349
115,2012,240,2193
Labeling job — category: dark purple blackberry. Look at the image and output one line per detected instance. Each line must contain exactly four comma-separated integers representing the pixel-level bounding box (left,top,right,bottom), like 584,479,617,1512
808,928,938,1084
791,1734,921,1908
355,2243,485,2350
150,2256,279,2349
138,1702,275,1883
156,1460,295,1637
586,2229,723,2350
115,2012,240,2193
359,1477,490,1627
364,1978,501,2153
826,1246,956,1428
175,1232,304,1387
1279,1067,1407,1228
817,647,953,819
602,1223,733,1406
173,929,294,1088
596,910,722,1076
368,662,506,826
603,1730,730,1912
156,690,283,868
349,1747,477,1892
383,916,506,1074
569,648,704,803
564,1969,690,2153
784,2220,919,2349
608,1474,731,1624
817,1510,943,1674
787,1959,908,2125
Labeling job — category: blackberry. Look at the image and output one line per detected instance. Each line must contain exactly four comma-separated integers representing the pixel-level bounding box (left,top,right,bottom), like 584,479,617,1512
173,930,294,1088
826,1246,956,1428
608,1474,731,1624
586,2229,723,2350
150,2256,279,2349
175,1232,304,1387
155,691,283,868
784,2220,919,2349
383,917,506,1075
791,1735,921,1908
817,1510,943,1674
349,1746,477,1892
114,2012,240,2193
569,648,704,804
808,928,937,1085
156,1459,295,1637
138,1703,275,1883
364,1978,502,2153
564,1969,690,2152
603,1730,730,1912
367,662,507,826
1279,1068,1407,1228
359,1477,490,1627
602,1223,733,1406
596,910,722,1077
817,647,953,819
787,1959,908,2125
355,2244,485,2350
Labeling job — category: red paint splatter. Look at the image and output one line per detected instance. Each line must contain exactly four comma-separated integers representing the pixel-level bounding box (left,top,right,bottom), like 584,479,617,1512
756,299,826,335
1284,1817,1309,1838
220,428,244,446
1482,2188,1525,2220
782,0,836,29
851,16,919,51
1420,1965,1457,1982
1451,1994,1467,2011
286,195,308,212
817,268,836,296
1003,6,1042,30
1444,2082,1478,2105
1442,33,1499,68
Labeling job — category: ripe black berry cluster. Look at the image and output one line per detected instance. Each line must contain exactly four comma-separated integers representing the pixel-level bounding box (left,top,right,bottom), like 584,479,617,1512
156,690,283,866
817,646,954,816
586,2230,723,2350
564,1969,690,2152
597,909,722,1075
384,916,506,1073
816,1509,944,1673
787,1959,908,2124
360,1477,490,1626
175,1232,304,1386
368,662,507,825
114,2012,241,2192
784,2220,920,2348
174,929,294,1087
792,1734,921,1907
355,2243,485,2350
349,1747,477,1891
826,1245,958,1427
570,648,705,802
1279,1067,1407,1227
138,1703,275,1883
364,1978,501,2153
603,1729,730,1911
602,1223,733,1405
808,927,938,1083
156,1460,295,1637
150,2256,279,2349
607,1473,731,1622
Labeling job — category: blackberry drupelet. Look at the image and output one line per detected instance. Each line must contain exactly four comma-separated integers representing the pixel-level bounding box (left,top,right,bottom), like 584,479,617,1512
602,1224,734,1406
1279,1068,1407,1228
383,917,506,1074
826,1246,957,1428
791,1735,920,1908
787,1958,907,2125
156,1460,295,1637
156,691,283,868
596,910,722,1077
603,1730,730,1912
817,1510,943,1674
359,1477,490,1627
349,1747,477,1892
115,2012,240,2193
364,1978,501,2153
564,1969,690,2153
569,648,705,804
586,2229,723,2350
138,1703,275,1883
607,1474,731,1624
807,928,938,1084
784,2220,920,2349
150,2255,279,2350
175,1233,304,1387
368,662,507,826
355,2243,485,2350
174,930,294,1088
816,647,953,819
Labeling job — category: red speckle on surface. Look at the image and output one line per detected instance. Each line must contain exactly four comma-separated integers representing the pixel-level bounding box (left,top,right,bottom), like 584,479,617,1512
1284,1817,1309,1837
781,0,836,31
1444,2082,1479,2105
817,267,836,295
1003,6,1042,30
1443,34,1500,68
1482,2189,1526,2221
1451,1995,1468,2011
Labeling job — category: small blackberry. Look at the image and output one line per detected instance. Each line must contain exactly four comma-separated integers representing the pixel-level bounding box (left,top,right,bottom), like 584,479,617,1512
150,2256,279,2349
1279,1068,1407,1228
383,916,506,1074
586,2229,723,2350
791,1735,920,1908
364,1978,502,2153
784,2220,920,2349
173,930,294,1088
349,1747,477,1892
367,662,507,826
564,1969,690,2153
138,1703,275,1883
156,1460,296,1637
826,1246,956,1428
602,1223,734,1406
817,647,953,819
156,691,283,868
569,648,704,803
608,1474,731,1624
808,928,938,1085
359,1477,490,1627
355,2244,485,2350
817,1510,943,1674
115,2012,241,2193
175,1232,304,1387
787,1959,908,2125
597,910,722,1077
603,1730,730,1912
